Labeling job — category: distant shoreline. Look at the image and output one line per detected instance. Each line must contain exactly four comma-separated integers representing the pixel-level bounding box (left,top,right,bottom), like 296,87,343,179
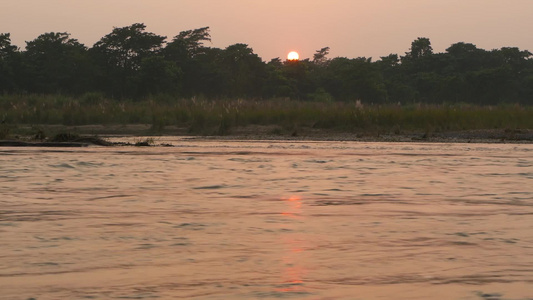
2,124,532,146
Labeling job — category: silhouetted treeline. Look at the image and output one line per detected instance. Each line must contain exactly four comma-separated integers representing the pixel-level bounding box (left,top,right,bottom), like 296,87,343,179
1,24,532,104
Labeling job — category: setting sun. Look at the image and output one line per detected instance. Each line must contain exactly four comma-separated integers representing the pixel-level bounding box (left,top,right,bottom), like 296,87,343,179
287,51,299,61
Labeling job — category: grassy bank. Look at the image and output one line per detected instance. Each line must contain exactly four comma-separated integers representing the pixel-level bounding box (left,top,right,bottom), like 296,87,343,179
1,94,532,138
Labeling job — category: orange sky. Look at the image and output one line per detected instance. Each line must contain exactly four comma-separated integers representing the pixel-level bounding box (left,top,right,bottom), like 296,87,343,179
2,0,532,61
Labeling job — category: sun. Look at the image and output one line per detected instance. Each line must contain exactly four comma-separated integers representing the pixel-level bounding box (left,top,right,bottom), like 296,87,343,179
287,51,299,61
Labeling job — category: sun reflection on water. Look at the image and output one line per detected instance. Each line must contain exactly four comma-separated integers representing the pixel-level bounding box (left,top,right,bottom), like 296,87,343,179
280,195,302,218
276,195,309,294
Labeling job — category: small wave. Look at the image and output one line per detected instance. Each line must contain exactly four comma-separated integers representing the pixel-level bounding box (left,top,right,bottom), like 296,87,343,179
75,161,104,167
49,163,75,169
193,184,227,190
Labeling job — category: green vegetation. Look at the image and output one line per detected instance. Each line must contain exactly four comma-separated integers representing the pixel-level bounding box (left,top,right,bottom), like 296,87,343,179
1,94,531,136
1,24,531,140
0,25,532,105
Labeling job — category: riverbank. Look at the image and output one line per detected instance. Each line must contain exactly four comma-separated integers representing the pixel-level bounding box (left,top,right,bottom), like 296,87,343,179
2,124,532,146
2,96,532,145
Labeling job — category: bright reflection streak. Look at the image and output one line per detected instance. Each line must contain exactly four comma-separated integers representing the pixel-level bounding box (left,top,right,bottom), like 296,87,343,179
277,195,308,294
277,237,309,293
281,195,302,218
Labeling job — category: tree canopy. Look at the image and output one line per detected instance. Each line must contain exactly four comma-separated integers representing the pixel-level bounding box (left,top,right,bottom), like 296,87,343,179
0,25,532,105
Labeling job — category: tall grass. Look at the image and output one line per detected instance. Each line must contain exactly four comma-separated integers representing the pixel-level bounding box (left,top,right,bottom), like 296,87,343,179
1,94,531,134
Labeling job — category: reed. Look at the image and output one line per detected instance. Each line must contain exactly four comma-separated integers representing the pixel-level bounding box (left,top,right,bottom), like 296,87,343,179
1,94,531,135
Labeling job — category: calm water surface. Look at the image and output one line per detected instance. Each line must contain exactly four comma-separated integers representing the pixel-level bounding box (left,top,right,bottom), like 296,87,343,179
1,139,532,300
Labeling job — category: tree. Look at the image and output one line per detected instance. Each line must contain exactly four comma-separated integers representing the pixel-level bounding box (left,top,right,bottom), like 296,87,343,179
163,27,214,97
137,56,182,95
281,58,314,100
0,33,18,58
165,27,211,61
91,23,166,97
404,37,433,60
24,32,88,93
379,54,399,67
263,58,293,98
0,33,20,92
377,54,416,103
220,43,266,97
446,42,478,57
323,57,386,102
497,47,532,68
92,23,166,71
491,47,533,103
313,47,330,66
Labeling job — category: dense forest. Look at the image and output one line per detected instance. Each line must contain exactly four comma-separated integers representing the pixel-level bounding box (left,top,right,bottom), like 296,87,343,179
1,23,532,105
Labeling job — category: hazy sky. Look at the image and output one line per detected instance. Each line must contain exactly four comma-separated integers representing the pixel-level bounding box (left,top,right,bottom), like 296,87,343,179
2,0,532,61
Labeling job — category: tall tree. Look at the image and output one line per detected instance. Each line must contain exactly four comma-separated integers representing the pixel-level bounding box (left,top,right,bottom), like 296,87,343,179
313,47,330,66
404,37,433,60
91,23,166,97
24,32,88,93
282,58,314,100
137,56,182,95
165,27,211,61
163,27,213,97
322,57,386,102
0,33,18,57
220,44,266,97
0,33,20,92
263,58,293,98
92,23,166,71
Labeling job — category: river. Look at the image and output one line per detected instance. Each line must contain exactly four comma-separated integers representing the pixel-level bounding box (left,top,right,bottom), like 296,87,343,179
1,139,532,299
